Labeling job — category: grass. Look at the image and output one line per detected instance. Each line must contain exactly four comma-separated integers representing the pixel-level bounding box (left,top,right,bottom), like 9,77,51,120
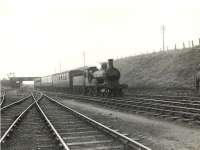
114,46,200,90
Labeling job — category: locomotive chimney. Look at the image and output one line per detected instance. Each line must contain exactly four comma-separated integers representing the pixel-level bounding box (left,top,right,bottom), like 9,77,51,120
108,59,114,69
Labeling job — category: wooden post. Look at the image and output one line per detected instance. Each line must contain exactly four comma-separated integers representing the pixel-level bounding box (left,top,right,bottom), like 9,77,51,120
175,44,176,50
183,42,185,49
199,38,200,45
192,40,194,47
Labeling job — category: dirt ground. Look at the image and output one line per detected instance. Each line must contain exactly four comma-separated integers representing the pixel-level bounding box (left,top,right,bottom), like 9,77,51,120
60,98,200,150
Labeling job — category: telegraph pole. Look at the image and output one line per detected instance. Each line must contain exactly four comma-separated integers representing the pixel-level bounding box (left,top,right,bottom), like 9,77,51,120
161,25,166,51
83,51,86,93
83,51,86,67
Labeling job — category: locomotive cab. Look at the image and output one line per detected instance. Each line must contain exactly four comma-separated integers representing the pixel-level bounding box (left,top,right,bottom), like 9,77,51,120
85,66,98,83
93,63,107,84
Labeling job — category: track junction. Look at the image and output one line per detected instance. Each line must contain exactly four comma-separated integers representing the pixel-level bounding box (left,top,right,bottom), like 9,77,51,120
0,91,151,150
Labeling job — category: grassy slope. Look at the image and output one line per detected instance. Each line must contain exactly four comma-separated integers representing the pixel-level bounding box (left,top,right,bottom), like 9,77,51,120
114,47,200,89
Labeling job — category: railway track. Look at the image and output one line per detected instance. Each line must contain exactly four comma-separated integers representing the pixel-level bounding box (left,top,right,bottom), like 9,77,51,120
1,93,151,150
1,102,59,149
126,94,200,101
0,94,30,108
0,89,31,108
0,95,34,137
37,95,151,150
1,94,62,149
0,91,5,107
50,93,200,126
1,93,71,149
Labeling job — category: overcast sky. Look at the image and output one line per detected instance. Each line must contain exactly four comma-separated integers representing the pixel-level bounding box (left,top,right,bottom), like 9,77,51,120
0,0,200,78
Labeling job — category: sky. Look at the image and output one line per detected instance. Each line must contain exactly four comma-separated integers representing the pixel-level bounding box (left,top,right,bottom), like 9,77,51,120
0,0,200,78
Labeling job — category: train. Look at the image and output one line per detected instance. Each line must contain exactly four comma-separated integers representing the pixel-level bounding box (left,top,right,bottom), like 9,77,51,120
34,59,128,97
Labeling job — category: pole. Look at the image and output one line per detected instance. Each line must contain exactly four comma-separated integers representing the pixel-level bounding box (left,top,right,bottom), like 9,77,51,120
199,38,200,45
161,25,165,51
83,51,85,67
83,51,86,94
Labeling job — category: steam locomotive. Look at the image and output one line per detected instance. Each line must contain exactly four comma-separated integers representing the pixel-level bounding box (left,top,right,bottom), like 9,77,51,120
34,59,127,96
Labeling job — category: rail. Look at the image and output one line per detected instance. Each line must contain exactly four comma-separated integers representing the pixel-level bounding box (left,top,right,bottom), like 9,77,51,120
126,93,200,100
0,92,5,106
0,95,32,112
52,93,200,114
45,94,151,150
0,97,35,143
34,95,70,150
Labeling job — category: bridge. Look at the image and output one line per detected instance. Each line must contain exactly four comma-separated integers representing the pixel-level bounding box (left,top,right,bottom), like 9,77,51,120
9,77,40,88
9,77,40,82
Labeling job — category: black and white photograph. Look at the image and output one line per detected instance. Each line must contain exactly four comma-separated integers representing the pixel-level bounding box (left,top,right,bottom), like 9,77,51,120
0,0,200,149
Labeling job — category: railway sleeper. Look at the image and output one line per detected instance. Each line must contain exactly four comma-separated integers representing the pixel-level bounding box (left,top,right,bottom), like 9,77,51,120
67,139,121,149
56,127,94,133
63,134,110,143
59,130,101,137
130,104,199,118
54,123,89,129
71,145,125,150
36,144,59,150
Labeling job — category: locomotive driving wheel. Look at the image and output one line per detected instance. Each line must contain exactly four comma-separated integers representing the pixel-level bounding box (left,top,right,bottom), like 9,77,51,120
94,88,98,96
104,88,111,97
